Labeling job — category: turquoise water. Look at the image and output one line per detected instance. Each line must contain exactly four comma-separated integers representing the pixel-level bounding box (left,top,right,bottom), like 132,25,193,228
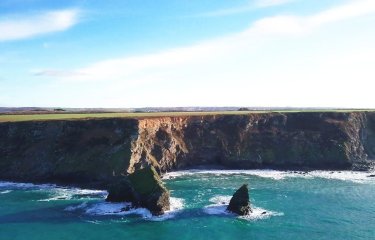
1,170,375,240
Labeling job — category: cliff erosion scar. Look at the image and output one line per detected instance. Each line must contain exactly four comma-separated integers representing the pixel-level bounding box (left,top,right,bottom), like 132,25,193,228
1,112,375,185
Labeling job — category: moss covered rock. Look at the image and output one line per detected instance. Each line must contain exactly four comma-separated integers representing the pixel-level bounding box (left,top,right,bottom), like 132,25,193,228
105,177,135,203
128,166,170,215
227,184,251,216
106,166,170,216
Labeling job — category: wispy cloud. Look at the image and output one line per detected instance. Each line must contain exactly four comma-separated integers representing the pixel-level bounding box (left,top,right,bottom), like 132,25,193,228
194,0,295,17
44,0,374,84
255,0,296,7
248,0,375,35
0,9,80,41
32,69,86,77
29,0,375,108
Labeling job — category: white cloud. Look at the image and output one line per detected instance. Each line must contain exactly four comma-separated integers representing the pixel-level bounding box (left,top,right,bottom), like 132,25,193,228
0,9,80,41
255,0,295,8
51,0,375,83
309,0,375,26
34,0,375,108
194,0,295,17
248,0,375,36
32,69,85,77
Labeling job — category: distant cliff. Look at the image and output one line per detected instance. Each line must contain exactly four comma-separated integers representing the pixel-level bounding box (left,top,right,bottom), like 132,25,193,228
1,112,375,186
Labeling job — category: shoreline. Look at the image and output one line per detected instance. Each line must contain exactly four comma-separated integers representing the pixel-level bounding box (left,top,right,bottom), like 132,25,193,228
1,168,374,191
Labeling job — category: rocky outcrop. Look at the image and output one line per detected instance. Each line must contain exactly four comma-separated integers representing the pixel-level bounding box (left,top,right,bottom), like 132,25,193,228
105,166,170,215
128,166,170,215
227,184,251,215
0,112,375,186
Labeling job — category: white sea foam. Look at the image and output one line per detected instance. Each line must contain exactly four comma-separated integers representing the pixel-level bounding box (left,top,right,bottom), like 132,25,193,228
38,188,107,202
0,181,56,189
209,195,232,204
0,190,12,194
148,197,185,221
79,196,185,221
84,202,136,215
163,169,375,183
239,207,284,221
203,195,232,215
308,170,373,184
64,201,88,211
203,194,283,221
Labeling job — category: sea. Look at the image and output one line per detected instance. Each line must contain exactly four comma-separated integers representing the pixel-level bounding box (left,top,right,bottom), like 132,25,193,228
1,170,374,240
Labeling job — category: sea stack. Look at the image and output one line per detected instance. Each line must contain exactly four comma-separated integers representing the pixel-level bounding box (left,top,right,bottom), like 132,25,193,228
106,166,170,216
227,184,251,215
128,166,170,215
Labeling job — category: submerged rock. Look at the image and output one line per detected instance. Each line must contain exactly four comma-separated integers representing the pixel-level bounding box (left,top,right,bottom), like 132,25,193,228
106,166,170,216
227,184,251,216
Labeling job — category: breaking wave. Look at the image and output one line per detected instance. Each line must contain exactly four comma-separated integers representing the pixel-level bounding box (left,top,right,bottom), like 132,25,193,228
163,169,375,184
203,195,283,221
38,188,107,202
0,190,12,194
65,197,185,221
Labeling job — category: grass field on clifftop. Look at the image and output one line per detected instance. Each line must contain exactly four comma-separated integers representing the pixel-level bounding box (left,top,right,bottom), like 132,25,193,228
0,111,261,122
0,110,373,122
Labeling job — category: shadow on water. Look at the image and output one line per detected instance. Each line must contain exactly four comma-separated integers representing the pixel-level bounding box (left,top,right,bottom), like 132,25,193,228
0,204,83,224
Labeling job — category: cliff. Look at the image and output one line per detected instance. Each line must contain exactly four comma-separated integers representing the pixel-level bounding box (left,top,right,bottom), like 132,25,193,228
0,118,138,186
0,112,374,186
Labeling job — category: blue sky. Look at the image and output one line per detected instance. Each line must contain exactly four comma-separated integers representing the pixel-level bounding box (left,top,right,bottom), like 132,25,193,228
1,0,375,108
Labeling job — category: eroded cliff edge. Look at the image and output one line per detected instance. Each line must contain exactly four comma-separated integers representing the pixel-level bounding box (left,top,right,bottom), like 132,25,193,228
1,112,375,186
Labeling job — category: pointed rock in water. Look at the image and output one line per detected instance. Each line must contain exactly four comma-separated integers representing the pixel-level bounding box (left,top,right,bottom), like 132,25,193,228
227,184,252,216
128,166,170,216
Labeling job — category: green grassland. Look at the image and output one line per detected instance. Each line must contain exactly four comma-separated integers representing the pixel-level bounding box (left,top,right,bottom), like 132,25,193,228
0,109,374,123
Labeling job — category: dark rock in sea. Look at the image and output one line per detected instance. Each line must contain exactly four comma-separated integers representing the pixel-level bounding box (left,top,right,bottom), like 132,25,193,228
128,166,170,216
106,177,135,203
105,166,170,216
121,205,132,212
368,174,375,178
227,184,252,216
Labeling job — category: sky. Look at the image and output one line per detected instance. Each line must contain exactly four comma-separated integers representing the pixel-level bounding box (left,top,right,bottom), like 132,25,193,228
0,0,375,108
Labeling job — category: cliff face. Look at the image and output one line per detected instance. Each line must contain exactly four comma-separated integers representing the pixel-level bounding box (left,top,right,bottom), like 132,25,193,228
0,119,138,185
0,112,374,185
129,112,370,173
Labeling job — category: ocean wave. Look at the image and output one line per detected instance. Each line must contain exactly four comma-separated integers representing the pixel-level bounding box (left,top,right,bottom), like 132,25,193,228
67,197,185,221
239,207,284,221
203,194,283,220
163,169,375,183
149,197,185,221
0,181,56,189
84,202,136,215
38,188,107,202
203,195,232,215
65,201,88,211
0,190,12,194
